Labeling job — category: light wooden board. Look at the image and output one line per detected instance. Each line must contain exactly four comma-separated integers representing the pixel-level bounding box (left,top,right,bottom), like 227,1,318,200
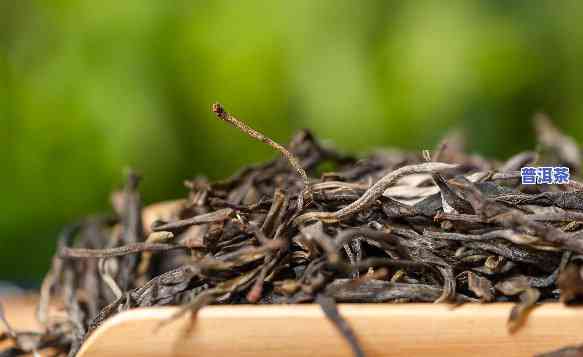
0,295,40,331
78,303,583,357
0,295,43,354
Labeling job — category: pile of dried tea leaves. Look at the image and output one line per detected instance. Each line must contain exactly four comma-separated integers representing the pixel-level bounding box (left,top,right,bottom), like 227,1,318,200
2,105,583,357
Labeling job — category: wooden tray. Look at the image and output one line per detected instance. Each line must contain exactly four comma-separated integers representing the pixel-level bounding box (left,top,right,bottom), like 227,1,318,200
2,297,581,356
76,303,583,357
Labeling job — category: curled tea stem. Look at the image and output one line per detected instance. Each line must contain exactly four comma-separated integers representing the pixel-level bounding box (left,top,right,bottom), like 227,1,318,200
295,162,457,224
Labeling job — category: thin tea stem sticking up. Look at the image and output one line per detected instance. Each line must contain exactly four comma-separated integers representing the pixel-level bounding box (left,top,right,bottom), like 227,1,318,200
212,103,310,207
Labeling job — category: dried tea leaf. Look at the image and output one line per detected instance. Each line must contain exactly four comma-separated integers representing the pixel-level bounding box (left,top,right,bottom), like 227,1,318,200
536,344,583,357
558,264,583,304
316,294,365,357
467,271,494,302
507,288,541,334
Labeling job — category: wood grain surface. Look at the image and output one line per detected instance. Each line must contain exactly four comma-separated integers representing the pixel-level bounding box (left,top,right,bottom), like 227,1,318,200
0,295,42,354
2,296,581,356
77,303,583,357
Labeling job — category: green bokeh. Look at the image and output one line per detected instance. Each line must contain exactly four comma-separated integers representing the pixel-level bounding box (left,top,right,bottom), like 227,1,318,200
1,0,582,281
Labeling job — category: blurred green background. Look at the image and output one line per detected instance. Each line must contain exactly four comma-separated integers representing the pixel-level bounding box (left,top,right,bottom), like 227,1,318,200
1,0,583,282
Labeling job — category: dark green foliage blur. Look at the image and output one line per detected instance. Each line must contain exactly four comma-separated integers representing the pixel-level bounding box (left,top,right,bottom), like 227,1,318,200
1,0,582,281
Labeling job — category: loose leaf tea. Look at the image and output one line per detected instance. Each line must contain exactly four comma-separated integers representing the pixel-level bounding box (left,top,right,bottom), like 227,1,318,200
2,105,583,357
